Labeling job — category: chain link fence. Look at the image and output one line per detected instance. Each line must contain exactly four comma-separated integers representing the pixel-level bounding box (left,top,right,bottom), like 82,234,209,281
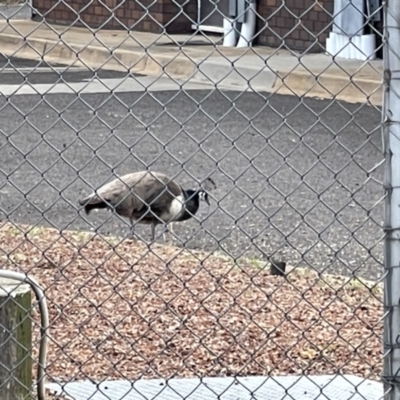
0,0,394,399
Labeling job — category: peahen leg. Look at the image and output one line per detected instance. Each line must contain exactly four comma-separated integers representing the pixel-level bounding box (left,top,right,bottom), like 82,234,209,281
162,223,175,244
169,223,175,243
150,223,156,242
129,218,135,238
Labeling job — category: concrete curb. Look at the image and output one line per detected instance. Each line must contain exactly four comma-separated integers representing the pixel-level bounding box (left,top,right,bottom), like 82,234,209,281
275,69,383,106
192,62,383,106
0,33,197,76
0,32,383,106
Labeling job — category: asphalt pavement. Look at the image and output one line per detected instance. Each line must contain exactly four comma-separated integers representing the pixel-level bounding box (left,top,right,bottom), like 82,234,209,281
0,54,61,69
0,54,137,84
0,57,384,280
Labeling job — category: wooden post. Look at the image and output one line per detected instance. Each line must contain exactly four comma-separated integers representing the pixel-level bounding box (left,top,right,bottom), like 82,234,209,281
0,277,32,400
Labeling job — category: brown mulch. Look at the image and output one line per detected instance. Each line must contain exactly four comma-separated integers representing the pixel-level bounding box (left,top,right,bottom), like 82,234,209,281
0,222,383,384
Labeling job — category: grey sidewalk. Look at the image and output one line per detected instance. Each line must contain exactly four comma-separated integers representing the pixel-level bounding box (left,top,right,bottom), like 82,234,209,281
0,20,383,105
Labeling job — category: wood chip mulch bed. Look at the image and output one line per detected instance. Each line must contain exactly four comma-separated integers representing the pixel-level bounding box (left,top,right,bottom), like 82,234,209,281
0,222,383,389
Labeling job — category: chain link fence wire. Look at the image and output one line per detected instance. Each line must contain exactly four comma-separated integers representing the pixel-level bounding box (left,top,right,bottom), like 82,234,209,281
0,0,391,399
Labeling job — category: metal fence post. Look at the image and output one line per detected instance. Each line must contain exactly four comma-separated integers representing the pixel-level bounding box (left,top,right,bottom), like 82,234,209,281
384,0,400,398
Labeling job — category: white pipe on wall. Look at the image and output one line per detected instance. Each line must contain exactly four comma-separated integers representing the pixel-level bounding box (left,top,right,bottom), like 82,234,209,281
237,0,257,48
326,0,377,60
326,31,376,60
360,34,376,61
223,17,238,47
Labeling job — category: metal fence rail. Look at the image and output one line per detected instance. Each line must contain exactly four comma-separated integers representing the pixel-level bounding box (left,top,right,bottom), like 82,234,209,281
0,0,392,399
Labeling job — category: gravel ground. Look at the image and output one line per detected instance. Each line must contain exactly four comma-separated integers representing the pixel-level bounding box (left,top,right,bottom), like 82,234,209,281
0,222,383,390
0,90,384,280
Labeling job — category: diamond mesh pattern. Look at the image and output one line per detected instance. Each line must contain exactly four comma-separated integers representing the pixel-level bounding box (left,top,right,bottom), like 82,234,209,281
0,0,391,399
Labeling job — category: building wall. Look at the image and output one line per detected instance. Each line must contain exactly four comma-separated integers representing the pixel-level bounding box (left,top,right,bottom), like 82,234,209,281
32,0,197,34
32,0,334,51
257,0,334,51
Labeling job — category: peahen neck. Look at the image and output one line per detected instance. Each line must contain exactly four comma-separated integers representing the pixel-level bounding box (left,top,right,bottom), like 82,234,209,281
177,189,200,221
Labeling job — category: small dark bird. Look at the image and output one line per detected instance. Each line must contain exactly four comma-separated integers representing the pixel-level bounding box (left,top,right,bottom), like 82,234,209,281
78,171,216,241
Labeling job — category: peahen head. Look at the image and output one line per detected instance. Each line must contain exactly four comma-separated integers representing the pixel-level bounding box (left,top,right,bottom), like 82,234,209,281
185,177,217,206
